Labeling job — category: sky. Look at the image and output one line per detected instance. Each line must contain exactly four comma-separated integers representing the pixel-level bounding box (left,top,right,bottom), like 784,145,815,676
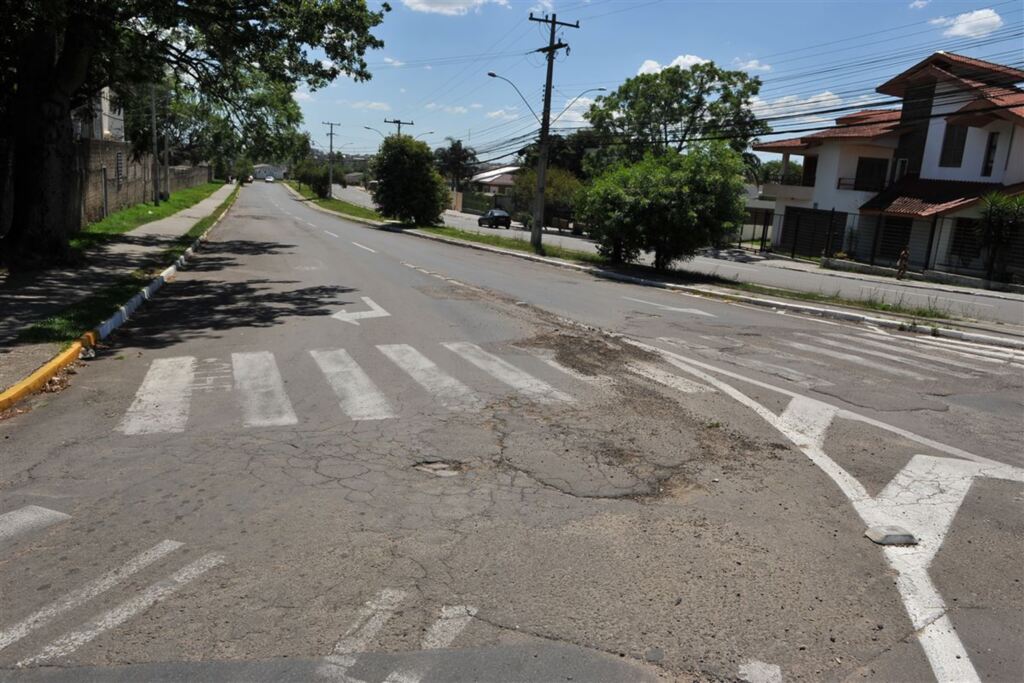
293,0,1024,162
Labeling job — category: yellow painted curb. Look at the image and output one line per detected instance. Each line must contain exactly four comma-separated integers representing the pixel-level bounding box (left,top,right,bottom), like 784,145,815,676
0,340,84,411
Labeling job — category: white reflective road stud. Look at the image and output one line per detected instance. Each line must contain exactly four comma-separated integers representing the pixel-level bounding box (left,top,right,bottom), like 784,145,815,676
442,342,573,404
786,340,927,380
117,357,196,434
232,352,299,427
19,553,225,667
0,506,70,545
627,361,711,394
0,540,183,651
310,349,396,421
320,589,407,682
377,345,482,411
382,605,478,683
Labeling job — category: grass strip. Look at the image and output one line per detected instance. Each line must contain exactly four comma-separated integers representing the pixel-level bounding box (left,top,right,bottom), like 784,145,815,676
419,226,607,265
70,181,224,251
18,185,240,348
724,281,952,319
285,180,383,222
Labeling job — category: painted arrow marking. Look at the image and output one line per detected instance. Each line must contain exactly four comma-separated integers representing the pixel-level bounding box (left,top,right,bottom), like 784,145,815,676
333,297,391,326
621,296,716,318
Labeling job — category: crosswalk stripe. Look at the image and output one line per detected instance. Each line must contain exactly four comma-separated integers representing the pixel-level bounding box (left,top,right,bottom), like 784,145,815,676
786,341,927,380
796,334,968,378
232,352,299,427
310,349,396,420
321,589,407,679
442,342,573,404
378,344,483,410
865,332,1023,367
627,362,711,394
117,357,196,434
382,605,478,683
0,540,182,652
659,337,830,387
18,553,225,666
853,334,1003,374
0,506,70,545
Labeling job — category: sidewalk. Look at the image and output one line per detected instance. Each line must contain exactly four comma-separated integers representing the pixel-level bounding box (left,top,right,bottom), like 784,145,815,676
0,183,236,393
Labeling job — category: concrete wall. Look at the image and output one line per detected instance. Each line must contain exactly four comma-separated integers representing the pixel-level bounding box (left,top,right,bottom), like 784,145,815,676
808,141,895,214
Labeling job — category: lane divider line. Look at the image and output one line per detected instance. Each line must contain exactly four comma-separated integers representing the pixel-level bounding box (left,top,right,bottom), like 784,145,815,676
0,506,71,545
352,242,376,253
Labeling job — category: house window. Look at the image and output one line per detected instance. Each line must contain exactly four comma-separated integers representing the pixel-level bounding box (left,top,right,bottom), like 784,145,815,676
938,124,968,167
981,131,999,177
853,157,888,191
801,156,818,187
894,158,908,181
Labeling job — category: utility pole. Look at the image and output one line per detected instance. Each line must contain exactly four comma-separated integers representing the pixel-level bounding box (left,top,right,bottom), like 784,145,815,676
384,118,414,136
162,128,171,200
150,85,160,206
323,121,340,195
528,12,578,251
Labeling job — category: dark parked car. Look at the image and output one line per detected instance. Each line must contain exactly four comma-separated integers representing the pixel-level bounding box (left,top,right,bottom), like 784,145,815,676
477,209,511,229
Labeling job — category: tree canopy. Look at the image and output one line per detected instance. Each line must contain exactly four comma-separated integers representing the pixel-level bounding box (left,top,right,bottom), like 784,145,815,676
434,138,478,191
371,136,449,226
584,62,768,164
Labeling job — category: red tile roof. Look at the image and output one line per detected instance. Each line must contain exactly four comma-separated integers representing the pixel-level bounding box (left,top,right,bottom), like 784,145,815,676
877,51,1024,97
752,109,901,153
859,177,1006,218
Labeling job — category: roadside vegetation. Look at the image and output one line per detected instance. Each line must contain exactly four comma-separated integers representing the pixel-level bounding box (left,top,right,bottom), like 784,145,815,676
419,226,606,265
286,180,383,222
20,185,240,347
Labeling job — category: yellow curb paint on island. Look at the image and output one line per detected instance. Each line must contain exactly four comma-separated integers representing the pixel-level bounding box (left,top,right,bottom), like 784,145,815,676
0,341,84,411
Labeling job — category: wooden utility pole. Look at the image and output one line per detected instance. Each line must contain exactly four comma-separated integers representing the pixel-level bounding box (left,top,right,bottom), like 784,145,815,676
528,12,578,251
384,118,415,136
150,85,160,206
323,121,341,193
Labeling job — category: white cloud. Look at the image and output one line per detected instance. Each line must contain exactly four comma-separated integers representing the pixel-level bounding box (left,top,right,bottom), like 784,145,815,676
293,88,314,102
637,54,709,75
554,96,595,124
929,8,1003,38
400,88,407,93
470,103,483,108
383,56,405,67
486,108,518,121
909,0,929,9
401,0,508,16
424,65,433,70
751,90,845,128
734,58,772,72
426,102,469,114
350,101,391,111
320,58,335,70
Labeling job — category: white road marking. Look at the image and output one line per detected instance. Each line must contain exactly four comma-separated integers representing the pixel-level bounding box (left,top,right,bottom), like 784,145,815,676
659,337,831,388
786,340,927,379
351,242,376,253
0,506,70,545
320,589,407,681
0,540,182,651
621,296,716,318
117,357,196,434
333,297,391,326
378,344,482,410
19,553,225,666
866,332,1023,366
325,230,339,238
738,659,783,683
311,349,396,420
843,334,1001,374
443,342,573,404
382,606,478,683
627,362,711,394
795,334,968,377
232,352,298,427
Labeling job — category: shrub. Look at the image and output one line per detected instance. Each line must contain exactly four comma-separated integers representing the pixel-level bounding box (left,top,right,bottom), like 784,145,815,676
371,136,448,225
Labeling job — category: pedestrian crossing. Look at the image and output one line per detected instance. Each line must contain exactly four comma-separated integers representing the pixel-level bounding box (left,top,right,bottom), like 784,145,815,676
0,506,223,667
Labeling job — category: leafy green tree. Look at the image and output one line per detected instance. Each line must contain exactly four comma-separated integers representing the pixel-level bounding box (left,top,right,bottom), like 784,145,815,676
512,167,582,219
371,136,449,225
518,129,603,180
434,138,477,191
977,192,1024,282
0,0,386,270
758,159,804,185
585,62,768,164
576,142,747,269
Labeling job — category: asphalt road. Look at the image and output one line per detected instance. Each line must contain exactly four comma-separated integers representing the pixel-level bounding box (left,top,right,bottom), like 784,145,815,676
331,184,1024,327
2,183,1022,682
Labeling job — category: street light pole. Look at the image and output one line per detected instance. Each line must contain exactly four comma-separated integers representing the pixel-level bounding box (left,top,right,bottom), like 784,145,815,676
323,121,340,194
364,126,386,139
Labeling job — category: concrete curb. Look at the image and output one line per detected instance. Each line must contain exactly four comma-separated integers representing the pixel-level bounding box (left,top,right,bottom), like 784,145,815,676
0,185,240,412
402,228,1024,351
281,182,397,230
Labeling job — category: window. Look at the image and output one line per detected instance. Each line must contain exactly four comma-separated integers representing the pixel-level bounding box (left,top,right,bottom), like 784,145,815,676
801,156,818,187
939,124,968,167
894,158,908,181
981,131,999,177
853,157,889,191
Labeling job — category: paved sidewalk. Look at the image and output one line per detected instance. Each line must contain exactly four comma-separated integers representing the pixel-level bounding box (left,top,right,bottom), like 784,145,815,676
0,182,236,392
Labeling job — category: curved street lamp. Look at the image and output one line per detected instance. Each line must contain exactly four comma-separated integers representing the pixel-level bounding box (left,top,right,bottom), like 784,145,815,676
415,131,435,140
487,72,541,124
551,87,607,125
364,126,386,139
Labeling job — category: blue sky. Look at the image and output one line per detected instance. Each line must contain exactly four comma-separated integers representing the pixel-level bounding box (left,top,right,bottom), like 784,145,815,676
293,0,1023,161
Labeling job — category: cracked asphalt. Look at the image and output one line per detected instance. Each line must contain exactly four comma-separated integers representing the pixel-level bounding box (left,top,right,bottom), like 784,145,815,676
1,183,1021,682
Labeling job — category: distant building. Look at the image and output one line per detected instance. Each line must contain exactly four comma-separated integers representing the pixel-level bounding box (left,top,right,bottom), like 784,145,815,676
470,165,520,195
253,163,287,179
74,87,125,142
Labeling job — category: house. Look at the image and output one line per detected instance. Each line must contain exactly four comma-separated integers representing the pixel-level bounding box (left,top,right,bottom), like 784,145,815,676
754,52,1024,282
74,87,125,142
253,163,288,180
470,165,520,195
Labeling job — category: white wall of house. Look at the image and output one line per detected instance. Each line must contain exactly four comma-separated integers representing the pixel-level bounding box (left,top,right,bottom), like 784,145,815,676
806,140,895,214
1004,125,1024,185
920,82,1017,183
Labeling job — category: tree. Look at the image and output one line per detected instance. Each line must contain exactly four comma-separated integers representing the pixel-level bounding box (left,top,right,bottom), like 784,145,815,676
758,159,803,185
576,142,747,270
0,1,386,270
512,167,582,221
434,138,477,191
518,129,603,180
371,136,449,225
976,192,1024,282
584,62,769,164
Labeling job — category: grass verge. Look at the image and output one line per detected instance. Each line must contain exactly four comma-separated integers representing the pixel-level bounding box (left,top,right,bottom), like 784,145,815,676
724,282,952,319
18,184,240,348
69,181,224,251
286,181,383,222
419,226,607,265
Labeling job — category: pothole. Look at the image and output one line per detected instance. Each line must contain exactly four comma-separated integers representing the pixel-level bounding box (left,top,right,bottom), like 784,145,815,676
413,460,466,477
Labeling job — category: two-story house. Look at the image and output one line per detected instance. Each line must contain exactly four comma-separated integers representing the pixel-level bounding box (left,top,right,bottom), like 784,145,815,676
755,52,1024,282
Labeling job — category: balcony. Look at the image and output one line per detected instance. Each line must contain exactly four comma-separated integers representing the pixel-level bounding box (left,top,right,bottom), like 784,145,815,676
837,177,886,192
763,182,814,202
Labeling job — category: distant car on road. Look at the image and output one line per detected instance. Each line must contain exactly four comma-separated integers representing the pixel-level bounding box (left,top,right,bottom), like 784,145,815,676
478,209,511,229
264,176,275,183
